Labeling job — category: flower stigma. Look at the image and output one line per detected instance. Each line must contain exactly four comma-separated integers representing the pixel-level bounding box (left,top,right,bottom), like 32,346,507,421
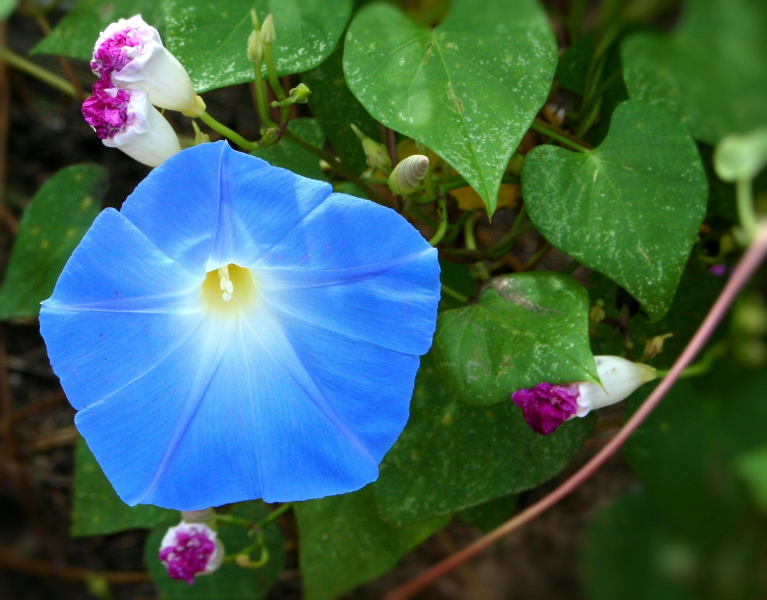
202,264,257,315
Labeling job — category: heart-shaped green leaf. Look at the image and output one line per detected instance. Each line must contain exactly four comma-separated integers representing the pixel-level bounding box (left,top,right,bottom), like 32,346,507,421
71,437,173,537
163,0,353,93
145,502,284,599
32,0,165,59
434,272,598,407
295,485,448,600
522,101,707,321
621,0,767,145
343,0,557,214
376,353,595,526
0,164,105,319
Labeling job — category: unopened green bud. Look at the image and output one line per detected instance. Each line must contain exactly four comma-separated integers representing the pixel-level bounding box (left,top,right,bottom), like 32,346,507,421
261,14,276,44
350,124,391,172
289,83,311,104
714,128,767,182
388,154,430,195
247,30,264,64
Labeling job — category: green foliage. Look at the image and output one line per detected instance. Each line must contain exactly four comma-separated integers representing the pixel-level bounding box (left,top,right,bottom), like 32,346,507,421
0,0,18,20
582,491,699,600
589,260,725,366
32,0,165,59
438,259,475,311
582,490,764,600
163,0,353,92
302,44,379,175
0,164,105,319
624,368,767,546
457,494,518,533
252,119,327,181
295,485,448,600
622,0,767,144
343,0,557,214
145,502,284,598
376,354,596,525
556,34,595,95
523,101,708,321
71,437,173,537
434,272,598,406
733,445,767,514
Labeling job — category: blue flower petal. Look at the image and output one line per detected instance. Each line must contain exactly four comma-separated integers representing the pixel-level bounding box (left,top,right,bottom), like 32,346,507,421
75,306,382,508
41,143,440,509
120,142,332,275
255,193,439,355
40,209,204,410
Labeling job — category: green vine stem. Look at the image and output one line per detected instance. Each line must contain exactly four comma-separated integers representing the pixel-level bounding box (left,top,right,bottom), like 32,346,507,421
428,198,448,246
199,112,265,152
463,211,491,279
0,47,79,98
530,120,592,152
441,284,469,304
737,177,759,243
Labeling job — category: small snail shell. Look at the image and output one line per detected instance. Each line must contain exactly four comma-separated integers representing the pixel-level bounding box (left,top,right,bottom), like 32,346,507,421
388,154,430,195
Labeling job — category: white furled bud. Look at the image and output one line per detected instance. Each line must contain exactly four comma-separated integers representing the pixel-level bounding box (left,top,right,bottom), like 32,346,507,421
91,15,205,117
574,356,657,417
82,82,180,167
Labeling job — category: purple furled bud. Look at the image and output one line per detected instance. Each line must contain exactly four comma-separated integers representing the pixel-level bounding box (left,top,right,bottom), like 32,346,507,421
82,80,132,140
512,356,658,435
511,382,579,435
82,80,181,167
159,522,224,585
91,15,204,117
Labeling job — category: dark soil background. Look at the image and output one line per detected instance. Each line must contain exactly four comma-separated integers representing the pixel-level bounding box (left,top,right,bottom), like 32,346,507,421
0,9,639,600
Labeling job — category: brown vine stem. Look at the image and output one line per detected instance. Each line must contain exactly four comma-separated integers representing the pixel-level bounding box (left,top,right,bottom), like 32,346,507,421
386,222,767,600
0,546,151,584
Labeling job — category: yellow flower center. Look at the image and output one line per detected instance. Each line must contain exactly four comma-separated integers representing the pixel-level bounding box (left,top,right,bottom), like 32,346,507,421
201,264,257,315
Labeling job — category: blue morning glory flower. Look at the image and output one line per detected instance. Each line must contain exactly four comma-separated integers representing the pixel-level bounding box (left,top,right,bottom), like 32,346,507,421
40,141,439,510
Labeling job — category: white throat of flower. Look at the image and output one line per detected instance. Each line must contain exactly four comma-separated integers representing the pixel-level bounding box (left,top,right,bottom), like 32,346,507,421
218,265,234,302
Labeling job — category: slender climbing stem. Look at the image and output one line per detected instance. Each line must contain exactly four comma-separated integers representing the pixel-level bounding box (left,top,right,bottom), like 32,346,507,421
737,178,759,243
531,120,592,152
385,223,767,600
463,211,490,279
429,198,448,246
257,503,291,528
0,47,78,98
441,284,469,304
199,111,260,151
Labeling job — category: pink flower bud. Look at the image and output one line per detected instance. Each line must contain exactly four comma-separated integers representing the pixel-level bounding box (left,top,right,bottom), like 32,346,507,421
92,15,204,117
82,81,181,167
159,522,224,585
512,356,657,435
